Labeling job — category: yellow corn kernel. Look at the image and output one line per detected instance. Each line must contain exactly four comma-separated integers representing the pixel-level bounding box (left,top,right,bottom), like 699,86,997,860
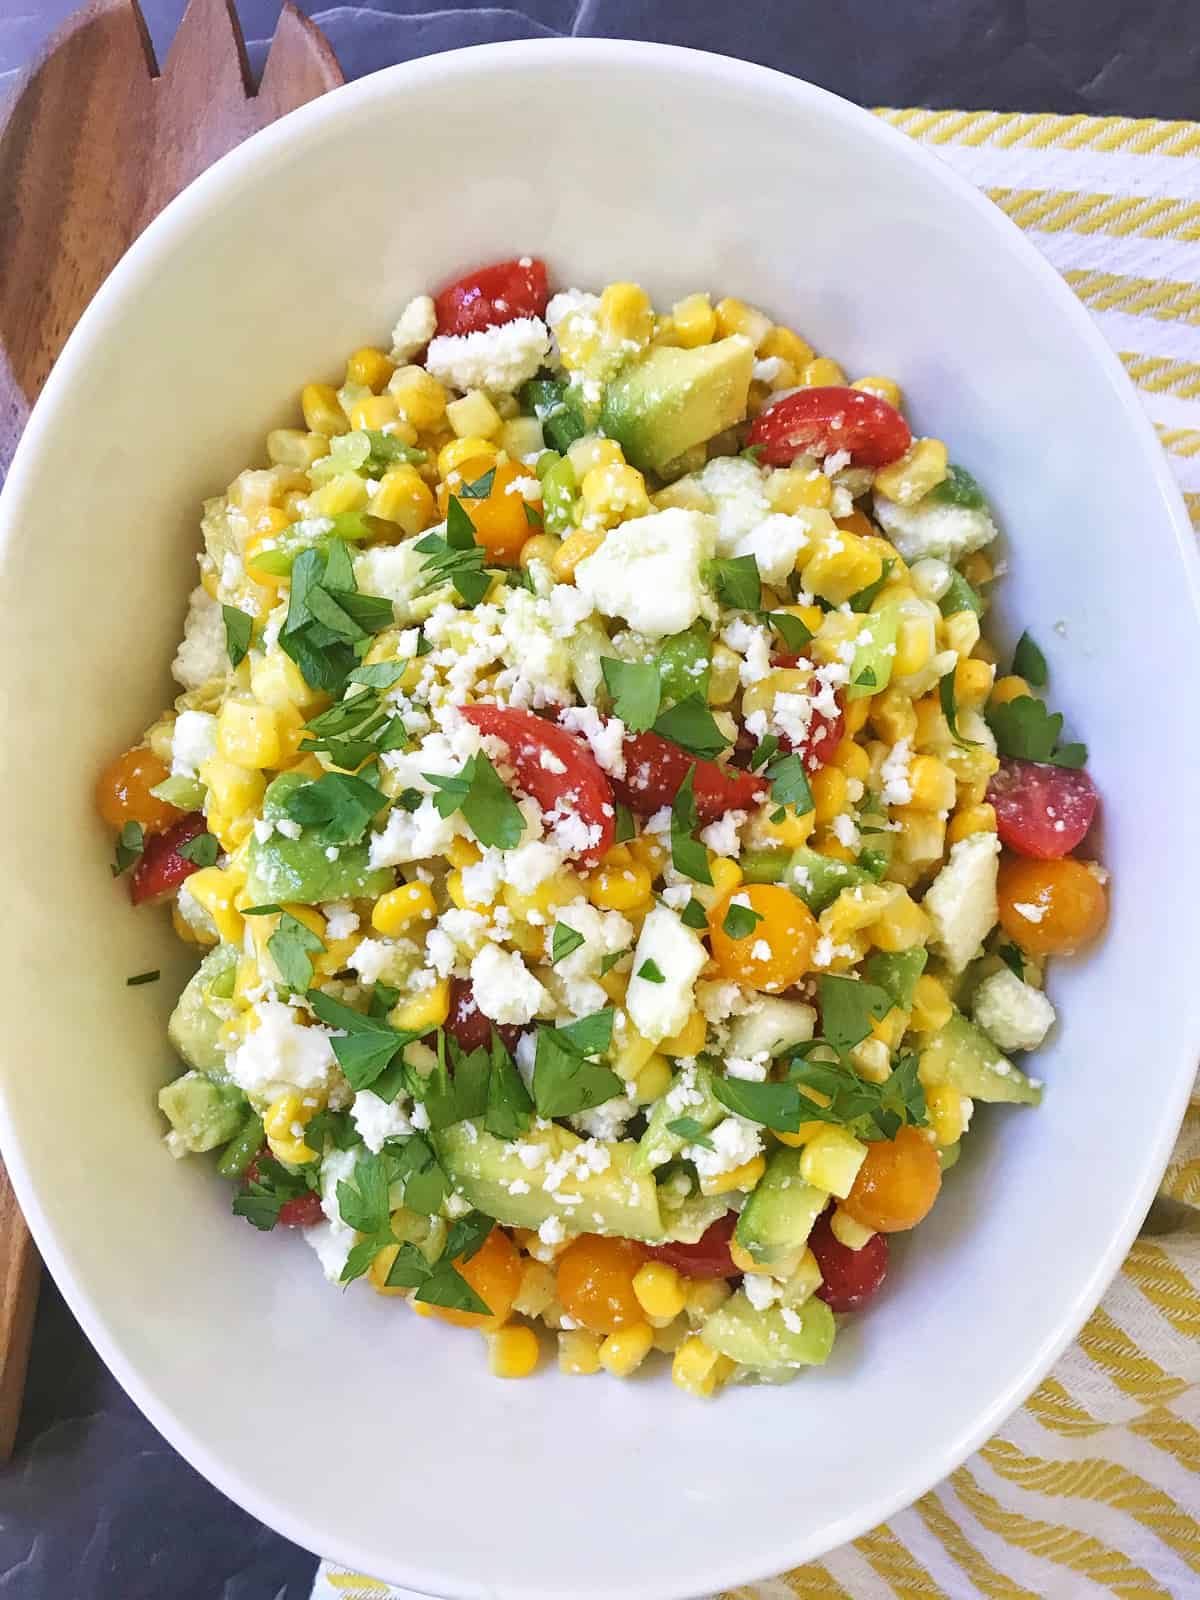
833,738,871,783
200,568,220,600
764,465,832,512
803,531,883,605
585,847,653,912
312,933,360,977
960,551,994,588
249,649,320,715
991,674,1031,707
172,900,217,948
741,665,810,725
699,1154,766,1198
869,689,918,746
659,1011,707,1059
684,1277,733,1323
672,1335,734,1398
550,527,605,582
895,806,947,868
684,853,744,917
598,1321,655,1378
599,281,654,346
955,657,995,710
445,836,482,869
446,868,492,915
729,1238,798,1277
349,394,400,433
851,375,902,409
372,882,436,935
580,462,650,526
874,438,949,506
850,1036,890,1084
390,979,450,1032
801,356,847,387
558,1328,603,1376
502,866,585,926
486,1324,540,1379
651,1318,688,1354
343,344,394,390
242,506,291,590
634,1053,673,1104
518,533,561,570
437,436,498,480
186,866,246,946
821,884,898,947
301,382,348,436
388,365,447,429
761,324,814,369
369,465,437,536
948,802,997,844
754,807,817,849
216,700,281,770
911,974,954,1034
868,890,931,952
566,435,623,477
266,428,331,470
812,829,858,866
625,834,668,878
870,1006,909,1053
844,695,872,736
445,389,503,441
714,297,771,348
671,292,717,348
200,757,266,820
799,1126,868,1199
893,615,934,679
513,1260,558,1320
702,641,739,707
312,474,371,522
264,1090,319,1165
926,1082,971,1147
810,764,848,826
632,1262,687,1321
943,609,981,659
831,1207,876,1250
906,755,956,813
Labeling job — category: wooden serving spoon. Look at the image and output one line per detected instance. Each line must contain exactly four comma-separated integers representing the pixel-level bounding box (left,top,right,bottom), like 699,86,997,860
0,0,343,1459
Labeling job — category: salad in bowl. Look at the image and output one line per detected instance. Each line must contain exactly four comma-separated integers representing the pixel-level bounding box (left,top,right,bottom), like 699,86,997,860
96,256,1107,1396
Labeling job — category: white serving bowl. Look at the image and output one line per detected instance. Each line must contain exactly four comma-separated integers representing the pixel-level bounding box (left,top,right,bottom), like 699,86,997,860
1,38,1197,1600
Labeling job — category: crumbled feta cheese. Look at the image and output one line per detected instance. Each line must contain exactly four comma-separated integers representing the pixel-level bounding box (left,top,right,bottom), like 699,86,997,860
700,809,745,858
689,1114,762,1179
743,1271,783,1310
732,512,813,587
348,938,406,985
874,494,998,563
352,540,430,626
369,797,459,868
538,1214,566,1246
573,1094,637,1142
725,1053,770,1081
390,293,436,361
303,1146,360,1281
424,317,550,395
972,968,1056,1052
574,508,716,639
351,1089,414,1153
229,1000,338,1100
1012,901,1045,923
558,705,627,778
627,906,707,1042
275,818,302,840
924,832,1001,972
171,709,218,778
322,902,360,942
880,737,914,806
470,945,547,1025
171,586,227,690
694,456,770,552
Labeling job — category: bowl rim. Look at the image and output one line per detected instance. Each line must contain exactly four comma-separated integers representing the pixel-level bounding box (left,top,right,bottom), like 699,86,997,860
2,35,1199,1600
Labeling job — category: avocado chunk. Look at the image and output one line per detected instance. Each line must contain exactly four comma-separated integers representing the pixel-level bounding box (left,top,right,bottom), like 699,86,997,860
734,1147,828,1266
599,337,754,475
846,600,901,701
727,996,817,1062
864,947,928,1014
700,1290,835,1372
787,846,873,914
158,1070,246,1155
167,943,238,1074
633,1062,723,1172
243,771,394,907
919,1009,1042,1105
436,1123,664,1241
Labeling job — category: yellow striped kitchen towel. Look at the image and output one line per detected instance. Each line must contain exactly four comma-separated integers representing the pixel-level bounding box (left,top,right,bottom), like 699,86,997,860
312,108,1200,1600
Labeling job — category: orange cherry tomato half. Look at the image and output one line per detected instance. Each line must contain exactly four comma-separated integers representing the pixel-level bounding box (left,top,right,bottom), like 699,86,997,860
997,854,1108,957
556,1235,647,1334
707,882,819,992
428,1227,523,1330
95,746,181,834
842,1126,942,1233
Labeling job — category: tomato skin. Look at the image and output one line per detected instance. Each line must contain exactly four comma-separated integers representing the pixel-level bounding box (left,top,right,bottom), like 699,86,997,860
129,812,207,905
458,704,614,867
443,976,524,1056
708,882,820,992
809,1211,889,1312
614,728,767,823
556,1235,647,1333
987,757,1098,859
997,855,1108,956
645,1214,737,1279
95,745,181,834
243,1155,325,1228
434,258,549,337
748,386,912,468
436,456,532,565
842,1126,942,1233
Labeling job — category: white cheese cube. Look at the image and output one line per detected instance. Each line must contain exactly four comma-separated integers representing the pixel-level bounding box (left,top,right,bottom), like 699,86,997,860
972,967,1056,1052
574,507,716,640
923,832,1000,972
627,905,707,1042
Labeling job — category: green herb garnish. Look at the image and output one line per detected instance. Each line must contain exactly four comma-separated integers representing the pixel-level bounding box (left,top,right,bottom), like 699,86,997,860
601,658,661,732
424,751,524,849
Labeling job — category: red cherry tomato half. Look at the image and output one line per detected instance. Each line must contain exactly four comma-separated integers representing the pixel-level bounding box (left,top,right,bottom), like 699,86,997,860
129,812,208,905
809,1210,889,1313
434,258,549,337
748,386,912,468
987,757,1099,860
644,1214,738,1279
244,1155,326,1228
776,691,845,775
459,704,615,867
442,976,524,1056
614,729,767,824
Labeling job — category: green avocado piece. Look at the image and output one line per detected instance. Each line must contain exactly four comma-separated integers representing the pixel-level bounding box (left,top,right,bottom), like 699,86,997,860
918,1009,1042,1106
846,600,901,701
700,1290,835,1371
633,1063,724,1172
787,847,873,914
654,623,712,706
167,943,239,1074
158,1070,246,1154
734,1147,827,1266
243,771,394,907
864,947,928,1014
436,1123,664,1241
599,337,754,475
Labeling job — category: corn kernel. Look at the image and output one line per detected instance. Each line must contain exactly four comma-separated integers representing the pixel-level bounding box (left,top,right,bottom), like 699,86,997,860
388,365,447,429
761,324,814,369
894,615,934,679
301,382,347,436
486,1324,540,1379
551,527,605,581
266,428,330,470
633,1263,687,1321
874,438,949,505
799,1126,868,1198
991,674,1031,707
953,657,994,711
927,1082,971,1146
445,836,482,870
911,974,953,1034
906,755,956,813
831,1207,876,1250
370,465,437,535
869,689,918,746
870,1006,909,1052
390,978,450,1032
310,471,369,517
960,551,994,587
585,846,653,912
944,609,981,659
948,802,998,844
651,1319,688,1353
264,1090,320,1164
810,764,848,826
894,807,948,871
597,1321,654,1378
671,292,717,348
510,1260,557,1320
634,1053,673,1104
599,281,654,346
659,1011,707,1059
445,389,503,441
199,757,265,825
672,1335,733,1398
868,890,931,951
714,297,771,348
349,394,400,433
699,1154,766,1197
851,375,902,409
216,700,281,769
372,882,436,935
558,1328,602,1375
813,829,858,866
803,531,883,605
186,866,246,945
437,436,498,480
802,356,848,387
765,465,833,512
684,1277,732,1323
832,738,871,783
518,533,561,571
754,807,817,849
852,1036,892,1083
844,695,872,735
567,435,623,477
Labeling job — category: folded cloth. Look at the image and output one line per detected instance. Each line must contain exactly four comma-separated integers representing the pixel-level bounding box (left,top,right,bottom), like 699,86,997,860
313,107,1200,1600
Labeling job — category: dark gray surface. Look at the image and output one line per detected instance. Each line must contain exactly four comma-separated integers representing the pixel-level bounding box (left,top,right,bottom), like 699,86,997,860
1,4,1197,1597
